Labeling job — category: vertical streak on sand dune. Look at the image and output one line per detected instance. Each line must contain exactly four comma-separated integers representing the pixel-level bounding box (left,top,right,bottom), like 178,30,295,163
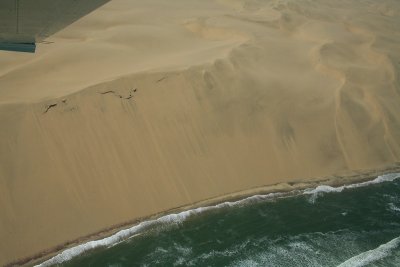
1,0,400,265
346,23,400,162
308,16,400,169
310,41,350,167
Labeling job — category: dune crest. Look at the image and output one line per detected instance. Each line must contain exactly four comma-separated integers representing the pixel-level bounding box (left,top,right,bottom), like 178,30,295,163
1,0,400,265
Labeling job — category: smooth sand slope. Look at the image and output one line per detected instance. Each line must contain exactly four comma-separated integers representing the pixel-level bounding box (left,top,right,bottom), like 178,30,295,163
1,0,400,265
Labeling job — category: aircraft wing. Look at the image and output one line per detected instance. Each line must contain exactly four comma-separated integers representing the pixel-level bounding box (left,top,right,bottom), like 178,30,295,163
0,0,110,52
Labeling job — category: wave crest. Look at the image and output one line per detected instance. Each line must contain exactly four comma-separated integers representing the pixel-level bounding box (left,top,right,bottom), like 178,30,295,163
304,173,400,203
35,173,400,266
336,236,400,267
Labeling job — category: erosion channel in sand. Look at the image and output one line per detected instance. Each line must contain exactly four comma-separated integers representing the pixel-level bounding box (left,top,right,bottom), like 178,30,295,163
1,0,400,266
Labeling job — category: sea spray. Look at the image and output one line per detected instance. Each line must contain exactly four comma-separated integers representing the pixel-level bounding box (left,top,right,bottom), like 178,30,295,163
36,173,400,266
304,172,400,203
35,192,283,267
337,236,400,267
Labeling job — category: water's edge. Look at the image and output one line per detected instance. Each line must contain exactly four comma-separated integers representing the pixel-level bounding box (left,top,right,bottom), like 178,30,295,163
9,163,400,267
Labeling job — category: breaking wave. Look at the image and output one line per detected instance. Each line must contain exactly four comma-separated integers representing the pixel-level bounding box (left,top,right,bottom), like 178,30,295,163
336,236,400,267
35,192,283,266
35,172,400,266
304,173,400,203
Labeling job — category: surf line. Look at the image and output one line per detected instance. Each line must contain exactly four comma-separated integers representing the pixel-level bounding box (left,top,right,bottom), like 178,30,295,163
337,236,400,267
36,173,400,266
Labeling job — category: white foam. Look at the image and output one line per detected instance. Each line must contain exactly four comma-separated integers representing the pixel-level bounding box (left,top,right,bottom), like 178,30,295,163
389,203,400,213
35,192,282,266
336,236,400,267
304,173,400,202
35,172,400,266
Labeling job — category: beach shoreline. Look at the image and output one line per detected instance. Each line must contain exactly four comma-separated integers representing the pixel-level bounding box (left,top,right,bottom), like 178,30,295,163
9,163,399,267
2,0,400,265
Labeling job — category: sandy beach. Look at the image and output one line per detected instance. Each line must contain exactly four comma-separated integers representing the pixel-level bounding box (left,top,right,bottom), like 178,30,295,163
1,0,400,265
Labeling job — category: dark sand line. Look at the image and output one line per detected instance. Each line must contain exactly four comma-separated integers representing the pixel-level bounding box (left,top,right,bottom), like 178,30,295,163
7,162,400,267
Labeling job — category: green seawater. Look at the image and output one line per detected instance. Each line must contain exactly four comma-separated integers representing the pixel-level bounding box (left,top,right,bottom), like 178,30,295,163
54,173,400,267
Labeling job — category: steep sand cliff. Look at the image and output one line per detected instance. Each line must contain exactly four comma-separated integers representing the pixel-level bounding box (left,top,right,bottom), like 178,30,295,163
1,0,400,265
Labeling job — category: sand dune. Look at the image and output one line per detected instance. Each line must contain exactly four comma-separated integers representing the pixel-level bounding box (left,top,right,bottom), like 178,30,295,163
1,0,400,265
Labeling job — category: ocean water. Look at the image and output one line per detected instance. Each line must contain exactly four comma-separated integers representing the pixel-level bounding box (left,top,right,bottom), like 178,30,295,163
40,173,400,267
